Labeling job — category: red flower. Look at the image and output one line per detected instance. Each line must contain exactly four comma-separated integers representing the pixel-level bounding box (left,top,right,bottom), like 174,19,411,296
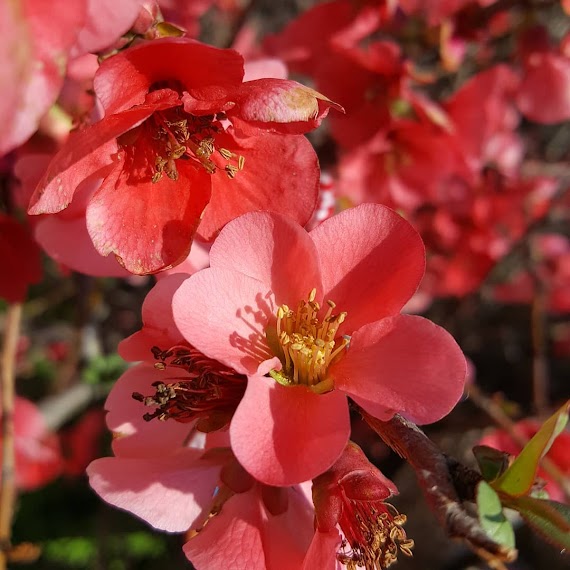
29,38,341,274
0,214,42,303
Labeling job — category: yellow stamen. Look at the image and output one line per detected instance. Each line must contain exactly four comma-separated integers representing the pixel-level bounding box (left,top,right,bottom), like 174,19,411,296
273,289,349,392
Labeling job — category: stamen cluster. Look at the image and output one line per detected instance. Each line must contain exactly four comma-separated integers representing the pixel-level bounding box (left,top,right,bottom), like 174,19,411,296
275,288,348,391
139,108,245,183
132,345,247,432
338,501,414,570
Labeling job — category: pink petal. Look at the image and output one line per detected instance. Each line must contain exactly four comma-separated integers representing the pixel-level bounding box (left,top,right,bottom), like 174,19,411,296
197,130,319,241
35,216,129,277
263,486,315,568
172,268,275,375
302,529,342,570
0,0,86,154
310,204,425,333
104,364,193,457
332,315,466,424
73,0,144,56
87,452,219,532
86,158,211,275
230,375,350,486
119,274,189,362
28,95,180,215
94,38,244,115
209,211,322,306
183,489,266,570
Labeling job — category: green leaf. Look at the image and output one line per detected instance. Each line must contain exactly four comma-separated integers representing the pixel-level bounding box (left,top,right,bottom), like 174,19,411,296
476,480,516,549
473,445,510,481
504,495,570,551
493,401,569,497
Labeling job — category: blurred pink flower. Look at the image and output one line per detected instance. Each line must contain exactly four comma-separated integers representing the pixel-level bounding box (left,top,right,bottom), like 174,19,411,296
1,398,63,491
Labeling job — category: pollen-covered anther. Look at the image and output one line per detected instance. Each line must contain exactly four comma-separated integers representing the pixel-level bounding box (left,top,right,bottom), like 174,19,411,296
132,345,247,431
274,288,348,392
337,502,414,570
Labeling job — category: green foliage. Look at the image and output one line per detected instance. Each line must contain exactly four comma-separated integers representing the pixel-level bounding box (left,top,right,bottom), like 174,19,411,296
42,532,166,568
476,481,516,549
83,353,127,385
503,496,570,551
474,402,570,554
473,445,510,482
493,402,569,497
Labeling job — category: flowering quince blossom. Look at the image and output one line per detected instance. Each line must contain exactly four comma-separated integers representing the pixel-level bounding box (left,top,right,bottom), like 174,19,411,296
305,442,413,570
28,38,342,275
171,204,467,486
90,273,315,569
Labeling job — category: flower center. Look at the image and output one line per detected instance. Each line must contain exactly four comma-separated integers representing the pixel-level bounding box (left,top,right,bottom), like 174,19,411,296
270,288,348,394
119,107,245,183
132,344,247,432
338,499,414,569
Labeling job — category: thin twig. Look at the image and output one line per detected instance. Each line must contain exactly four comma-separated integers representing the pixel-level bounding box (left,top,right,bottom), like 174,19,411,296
358,407,518,564
0,303,22,569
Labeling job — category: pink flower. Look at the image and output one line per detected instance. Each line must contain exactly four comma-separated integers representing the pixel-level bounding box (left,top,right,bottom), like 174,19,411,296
172,204,467,486
87,360,313,569
1,397,63,491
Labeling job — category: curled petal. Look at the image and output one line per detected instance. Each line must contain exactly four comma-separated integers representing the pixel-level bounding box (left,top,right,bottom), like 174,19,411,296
228,79,344,134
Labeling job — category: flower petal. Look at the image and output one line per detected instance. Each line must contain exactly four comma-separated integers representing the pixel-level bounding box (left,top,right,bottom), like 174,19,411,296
87,452,219,532
105,364,193,457
209,211,322,306
228,79,344,134
197,130,319,241
119,274,189,362
95,38,244,115
172,267,275,375
87,158,211,275
302,529,342,570
35,216,129,277
28,91,180,215
183,489,266,570
310,204,425,332
230,375,350,486
332,315,466,424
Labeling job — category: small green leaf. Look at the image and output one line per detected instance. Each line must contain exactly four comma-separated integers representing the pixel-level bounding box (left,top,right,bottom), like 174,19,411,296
494,401,569,497
476,480,516,549
473,445,510,481
503,495,570,551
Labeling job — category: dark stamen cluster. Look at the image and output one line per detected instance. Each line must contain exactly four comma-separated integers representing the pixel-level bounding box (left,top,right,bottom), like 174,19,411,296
132,345,247,432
